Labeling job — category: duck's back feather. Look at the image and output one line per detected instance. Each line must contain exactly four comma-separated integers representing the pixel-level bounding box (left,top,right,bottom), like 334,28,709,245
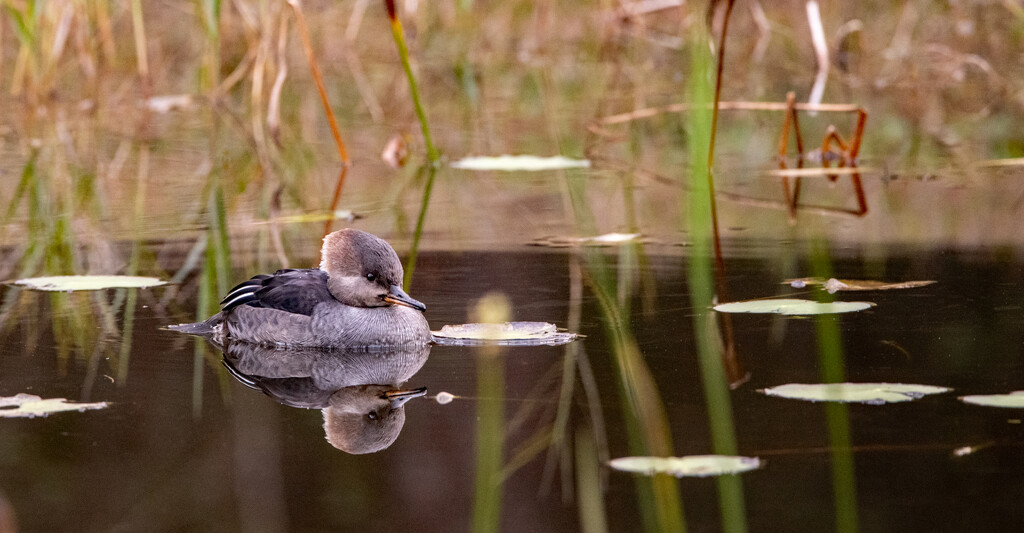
222,269,333,316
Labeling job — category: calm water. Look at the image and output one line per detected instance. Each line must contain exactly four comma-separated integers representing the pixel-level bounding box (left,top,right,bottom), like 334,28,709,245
1,246,1021,532
2,2,1024,531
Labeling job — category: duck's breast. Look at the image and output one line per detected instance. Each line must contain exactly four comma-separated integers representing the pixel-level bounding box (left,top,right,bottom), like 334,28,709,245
310,302,430,347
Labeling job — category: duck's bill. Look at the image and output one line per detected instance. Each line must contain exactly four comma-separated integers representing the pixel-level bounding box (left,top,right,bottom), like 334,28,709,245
384,285,427,311
383,386,428,408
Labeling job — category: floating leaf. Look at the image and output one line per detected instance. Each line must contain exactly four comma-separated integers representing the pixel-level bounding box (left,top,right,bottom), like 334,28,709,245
763,167,874,178
13,275,168,292
0,393,109,418
252,210,358,225
762,383,951,405
959,391,1024,408
608,455,762,478
713,298,873,315
451,155,590,171
530,233,642,248
431,321,578,346
784,277,936,293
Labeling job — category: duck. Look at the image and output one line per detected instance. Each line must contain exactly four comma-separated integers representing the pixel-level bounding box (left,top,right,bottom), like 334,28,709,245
170,228,431,348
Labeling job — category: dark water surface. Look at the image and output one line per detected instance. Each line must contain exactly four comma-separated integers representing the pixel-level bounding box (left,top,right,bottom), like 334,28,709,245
1,246,1021,532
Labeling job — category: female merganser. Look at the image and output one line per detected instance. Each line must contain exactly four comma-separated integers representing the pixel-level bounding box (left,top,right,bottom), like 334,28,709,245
171,229,431,348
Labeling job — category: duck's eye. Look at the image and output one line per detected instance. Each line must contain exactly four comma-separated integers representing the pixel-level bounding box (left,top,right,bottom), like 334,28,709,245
367,411,378,420
365,272,377,282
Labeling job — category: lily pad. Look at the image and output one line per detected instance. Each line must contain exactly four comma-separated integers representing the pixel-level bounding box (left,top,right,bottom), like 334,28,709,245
13,275,168,292
431,321,578,346
764,167,874,178
0,393,109,418
959,391,1024,408
530,233,643,248
713,298,874,315
763,383,951,405
451,155,590,171
608,455,762,478
785,277,936,293
253,210,358,225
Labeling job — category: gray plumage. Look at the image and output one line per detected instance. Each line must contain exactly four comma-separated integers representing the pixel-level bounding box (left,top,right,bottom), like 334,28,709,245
169,229,431,348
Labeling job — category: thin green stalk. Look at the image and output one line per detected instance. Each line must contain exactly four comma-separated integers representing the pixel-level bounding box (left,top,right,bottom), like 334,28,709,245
585,257,685,533
472,351,504,533
810,242,859,533
686,12,748,533
116,145,149,385
402,164,436,290
575,426,609,533
116,289,137,384
385,0,440,164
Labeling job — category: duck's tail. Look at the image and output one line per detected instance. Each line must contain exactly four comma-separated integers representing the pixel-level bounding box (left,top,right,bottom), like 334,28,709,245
166,313,223,335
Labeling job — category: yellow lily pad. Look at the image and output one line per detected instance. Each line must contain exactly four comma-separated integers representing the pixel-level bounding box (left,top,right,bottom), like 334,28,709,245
451,155,591,171
713,298,874,315
14,275,168,292
0,393,109,418
763,383,952,404
608,455,762,478
959,391,1024,408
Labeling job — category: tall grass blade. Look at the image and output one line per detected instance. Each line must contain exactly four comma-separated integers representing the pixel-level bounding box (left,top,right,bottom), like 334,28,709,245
402,164,436,290
810,242,859,533
384,0,440,164
472,351,504,533
686,7,748,533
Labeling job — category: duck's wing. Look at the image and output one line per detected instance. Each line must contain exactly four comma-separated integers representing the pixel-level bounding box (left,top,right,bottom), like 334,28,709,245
221,268,331,316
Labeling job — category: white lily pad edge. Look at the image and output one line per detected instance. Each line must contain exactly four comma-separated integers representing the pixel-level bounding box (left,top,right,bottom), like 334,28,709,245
432,321,578,346
14,275,168,292
714,298,874,315
451,155,591,171
0,393,109,418
609,455,763,478
960,391,1024,408
763,383,952,405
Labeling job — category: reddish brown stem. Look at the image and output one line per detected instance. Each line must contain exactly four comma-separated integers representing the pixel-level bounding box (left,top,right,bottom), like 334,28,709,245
288,0,351,258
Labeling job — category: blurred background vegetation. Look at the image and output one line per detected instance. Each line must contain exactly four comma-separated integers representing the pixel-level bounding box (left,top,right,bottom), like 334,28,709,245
0,0,1022,269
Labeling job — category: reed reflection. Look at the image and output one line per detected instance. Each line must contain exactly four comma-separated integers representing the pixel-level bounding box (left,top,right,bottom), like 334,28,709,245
219,341,430,455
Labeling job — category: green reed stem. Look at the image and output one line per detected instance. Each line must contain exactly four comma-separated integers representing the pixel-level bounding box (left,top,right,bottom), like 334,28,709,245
472,352,504,533
385,0,440,164
574,426,609,533
686,12,748,533
402,164,436,290
810,242,859,533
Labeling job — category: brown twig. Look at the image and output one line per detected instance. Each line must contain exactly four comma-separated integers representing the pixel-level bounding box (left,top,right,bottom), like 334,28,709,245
287,0,351,257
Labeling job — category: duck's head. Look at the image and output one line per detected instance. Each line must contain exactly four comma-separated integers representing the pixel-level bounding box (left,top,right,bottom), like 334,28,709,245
319,229,426,311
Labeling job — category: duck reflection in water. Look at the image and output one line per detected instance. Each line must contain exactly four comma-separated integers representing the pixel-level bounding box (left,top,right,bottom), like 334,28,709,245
221,341,431,454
